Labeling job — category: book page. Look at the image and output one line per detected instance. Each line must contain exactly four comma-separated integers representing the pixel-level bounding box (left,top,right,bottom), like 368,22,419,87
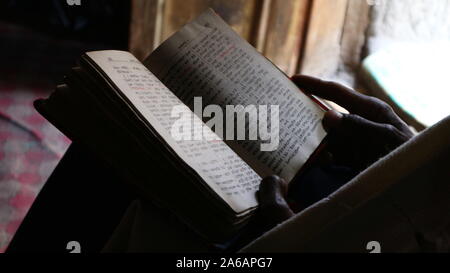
85,50,261,214
144,9,327,182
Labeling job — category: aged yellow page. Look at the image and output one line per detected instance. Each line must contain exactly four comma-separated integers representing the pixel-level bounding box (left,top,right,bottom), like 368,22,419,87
86,50,261,213
144,9,327,182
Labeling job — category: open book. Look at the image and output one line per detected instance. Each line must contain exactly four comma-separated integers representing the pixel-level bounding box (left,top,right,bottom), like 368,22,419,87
36,9,327,242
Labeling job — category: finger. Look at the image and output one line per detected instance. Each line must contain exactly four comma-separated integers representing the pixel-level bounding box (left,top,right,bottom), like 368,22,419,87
323,109,399,138
257,175,289,206
322,110,343,132
292,75,370,113
292,75,407,129
257,176,294,229
333,113,408,147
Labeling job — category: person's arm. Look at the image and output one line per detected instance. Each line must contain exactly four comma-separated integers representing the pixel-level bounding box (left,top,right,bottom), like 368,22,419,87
292,75,415,171
254,75,415,234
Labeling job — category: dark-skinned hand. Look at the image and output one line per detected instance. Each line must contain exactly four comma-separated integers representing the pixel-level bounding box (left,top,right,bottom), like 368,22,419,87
292,75,415,171
253,75,415,237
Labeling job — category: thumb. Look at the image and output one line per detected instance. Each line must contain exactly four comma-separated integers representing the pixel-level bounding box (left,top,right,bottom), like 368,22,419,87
322,110,343,132
257,175,289,207
256,176,294,230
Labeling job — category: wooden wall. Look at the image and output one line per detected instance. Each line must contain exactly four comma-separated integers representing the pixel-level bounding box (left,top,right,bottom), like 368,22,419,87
129,0,370,81
299,0,370,84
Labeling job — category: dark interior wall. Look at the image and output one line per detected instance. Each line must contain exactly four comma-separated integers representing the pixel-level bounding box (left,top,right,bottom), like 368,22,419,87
0,0,131,49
